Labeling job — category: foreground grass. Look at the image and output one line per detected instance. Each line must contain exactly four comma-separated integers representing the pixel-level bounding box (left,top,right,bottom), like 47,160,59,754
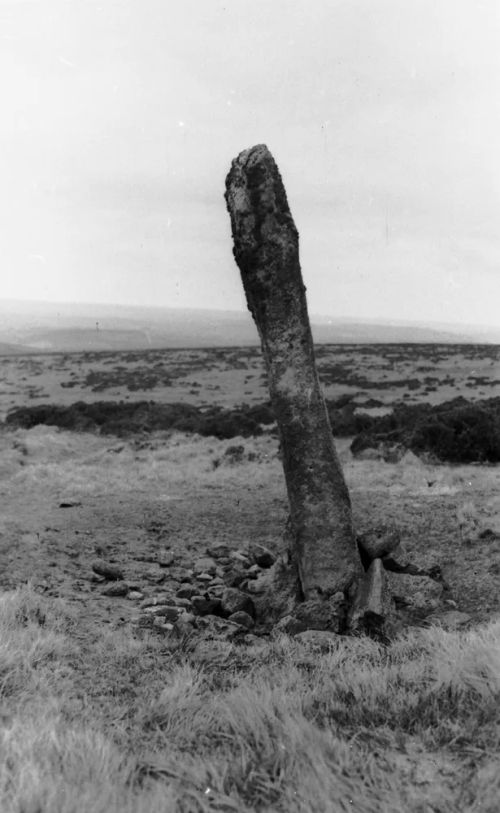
1,585,500,812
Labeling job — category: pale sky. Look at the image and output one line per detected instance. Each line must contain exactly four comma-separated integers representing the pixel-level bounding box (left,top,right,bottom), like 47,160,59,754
1,0,499,326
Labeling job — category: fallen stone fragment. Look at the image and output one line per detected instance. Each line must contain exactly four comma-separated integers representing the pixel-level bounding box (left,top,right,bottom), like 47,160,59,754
246,564,261,578
101,581,129,597
220,587,255,619
128,591,144,600
191,595,222,616
247,543,275,568
92,560,124,581
348,559,393,635
357,527,401,565
228,611,255,629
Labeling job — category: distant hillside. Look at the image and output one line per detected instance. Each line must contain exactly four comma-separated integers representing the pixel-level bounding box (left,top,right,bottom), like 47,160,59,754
0,299,498,353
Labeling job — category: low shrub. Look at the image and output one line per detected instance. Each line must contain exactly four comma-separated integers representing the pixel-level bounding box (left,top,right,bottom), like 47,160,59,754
350,397,500,463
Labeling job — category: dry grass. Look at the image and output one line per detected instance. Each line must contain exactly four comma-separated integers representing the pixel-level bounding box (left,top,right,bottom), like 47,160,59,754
1,583,500,812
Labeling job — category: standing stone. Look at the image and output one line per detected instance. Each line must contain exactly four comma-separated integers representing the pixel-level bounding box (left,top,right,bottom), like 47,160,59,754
225,144,362,601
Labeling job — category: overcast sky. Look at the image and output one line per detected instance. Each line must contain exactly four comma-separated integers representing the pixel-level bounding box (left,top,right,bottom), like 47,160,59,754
1,0,499,325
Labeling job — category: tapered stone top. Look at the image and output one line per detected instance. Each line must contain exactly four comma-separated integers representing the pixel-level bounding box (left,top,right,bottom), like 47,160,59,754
224,144,303,335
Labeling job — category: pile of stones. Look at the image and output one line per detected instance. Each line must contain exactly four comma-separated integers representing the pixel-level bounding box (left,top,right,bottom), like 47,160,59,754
92,542,277,642
91,530,470,644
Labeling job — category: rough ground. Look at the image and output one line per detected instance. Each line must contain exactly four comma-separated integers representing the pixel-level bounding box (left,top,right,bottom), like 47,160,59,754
2,426,500,641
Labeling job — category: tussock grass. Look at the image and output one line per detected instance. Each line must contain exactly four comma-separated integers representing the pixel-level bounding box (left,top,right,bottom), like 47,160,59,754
2,584,499,811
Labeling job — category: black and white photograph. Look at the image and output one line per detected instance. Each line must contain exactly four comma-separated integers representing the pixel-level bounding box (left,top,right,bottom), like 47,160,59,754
1,1,500,810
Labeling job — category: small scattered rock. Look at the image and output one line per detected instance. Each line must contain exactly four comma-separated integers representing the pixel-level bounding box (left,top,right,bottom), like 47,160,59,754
196,573,214,583
357,527,401,565
143,605,181,621
193,557,217,575
140,595,174,608
101,581,129,597
247,543,275,569
169,567,192,583
170,597,193,610
206,543,232,559
176,584,199,600
92,560,124,581
229,551,251,567
224,566,248,588
220,588,255,619
191,595,222,616
157,550,176,567
228,611,254,629
152,618,174,632
128,591,144,600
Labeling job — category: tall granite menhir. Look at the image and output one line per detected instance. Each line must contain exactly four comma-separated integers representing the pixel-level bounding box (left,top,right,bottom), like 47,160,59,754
225,144,362,601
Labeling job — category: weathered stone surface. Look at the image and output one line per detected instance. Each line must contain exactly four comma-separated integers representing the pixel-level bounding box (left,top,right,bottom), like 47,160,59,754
228,611,255,629
357,526,401,565
247,543,275,569
348,559,393,634
225,144,361,599
387,572,443,613
101,581,129,597
220,587,255,619
92,560,124,581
